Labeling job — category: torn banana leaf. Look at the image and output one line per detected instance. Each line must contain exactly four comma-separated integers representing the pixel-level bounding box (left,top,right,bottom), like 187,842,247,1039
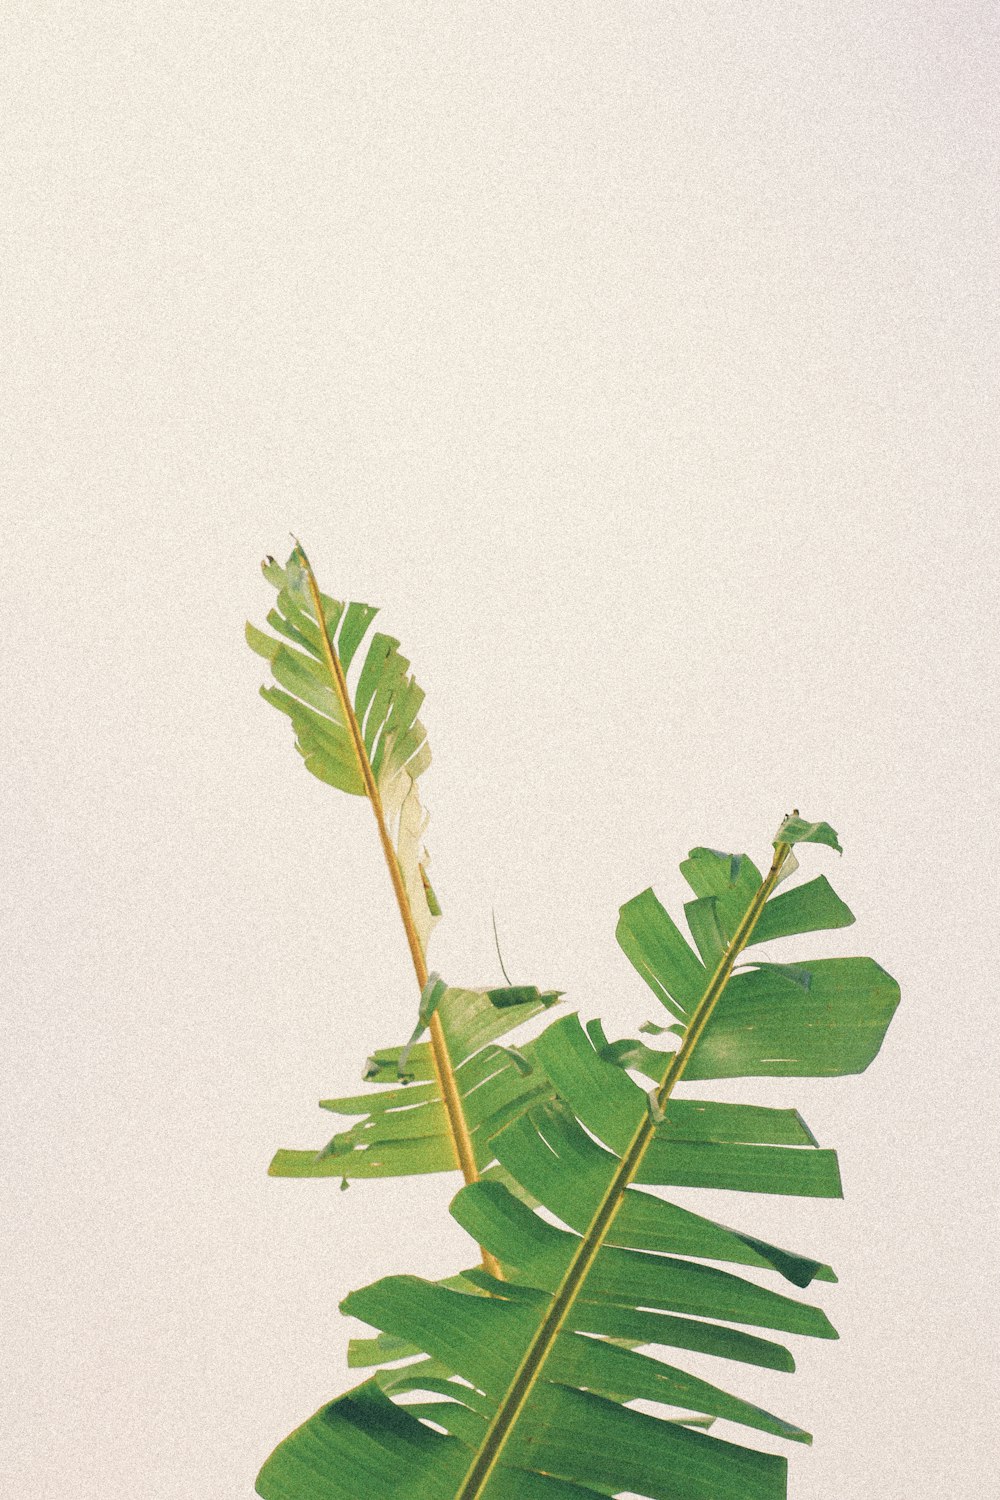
257,820,899,1499
269,984,563,1183
248,545,439,954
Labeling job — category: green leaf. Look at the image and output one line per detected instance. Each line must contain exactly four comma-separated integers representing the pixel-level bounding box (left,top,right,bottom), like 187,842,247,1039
748,875,855,946
256,1382,468,1500
487,986,563,1009
687,958,900,1079
258,829,898,1500
398,973,450,1080
680,848,763,949
268,985,563,1182
251,548,555,1263
248,546,438,953
598,1036,673,1080
616,888,707,1020
484,1089,835,1284
773,814,842,853
683,896,728,967
342,1275,811,1445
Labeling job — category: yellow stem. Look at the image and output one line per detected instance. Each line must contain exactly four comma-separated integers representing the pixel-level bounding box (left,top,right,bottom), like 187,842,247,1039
295,544,500,1279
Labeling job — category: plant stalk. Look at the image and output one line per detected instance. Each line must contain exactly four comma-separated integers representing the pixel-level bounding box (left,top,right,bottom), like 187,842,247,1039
296,544,500,1279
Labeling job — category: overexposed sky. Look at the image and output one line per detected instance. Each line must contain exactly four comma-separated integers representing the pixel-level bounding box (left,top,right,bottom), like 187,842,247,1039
3,5,998,1497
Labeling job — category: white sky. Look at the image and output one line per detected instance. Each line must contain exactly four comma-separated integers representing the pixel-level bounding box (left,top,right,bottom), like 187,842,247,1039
3,4,998,1497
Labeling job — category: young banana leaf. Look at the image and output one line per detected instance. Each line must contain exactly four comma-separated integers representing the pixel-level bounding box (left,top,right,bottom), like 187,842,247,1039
246,545,439,956
256,816,899,1500
249,547,554,1271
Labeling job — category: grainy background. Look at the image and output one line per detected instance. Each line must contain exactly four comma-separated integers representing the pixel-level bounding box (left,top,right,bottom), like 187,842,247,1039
3,4,997,1496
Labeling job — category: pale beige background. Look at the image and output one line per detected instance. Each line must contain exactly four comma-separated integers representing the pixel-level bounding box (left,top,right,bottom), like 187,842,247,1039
3,4,998,1497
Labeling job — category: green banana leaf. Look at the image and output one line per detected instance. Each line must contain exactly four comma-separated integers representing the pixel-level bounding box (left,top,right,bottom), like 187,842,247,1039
249,549,564,1216
269,982,563,1184
247,545,440,954
256,818,900,1499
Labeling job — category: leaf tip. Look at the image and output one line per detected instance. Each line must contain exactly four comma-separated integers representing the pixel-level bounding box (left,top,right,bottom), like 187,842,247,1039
774,811,843,854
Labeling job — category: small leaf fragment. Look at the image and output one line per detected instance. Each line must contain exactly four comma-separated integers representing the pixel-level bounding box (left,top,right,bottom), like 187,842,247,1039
774,813,842,854
397,972,449,1079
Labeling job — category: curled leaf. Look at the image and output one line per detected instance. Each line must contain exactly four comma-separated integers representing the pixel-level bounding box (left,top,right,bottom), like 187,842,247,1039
774,812,842,854
491,1045,533,1078
397,972,449,1080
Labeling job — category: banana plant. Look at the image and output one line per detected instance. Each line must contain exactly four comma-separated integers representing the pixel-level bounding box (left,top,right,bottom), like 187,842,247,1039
254,799,899,1499
248,546,565,1272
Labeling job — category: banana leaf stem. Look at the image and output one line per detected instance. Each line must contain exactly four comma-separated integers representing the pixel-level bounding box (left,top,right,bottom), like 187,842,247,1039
296,544,500,1279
